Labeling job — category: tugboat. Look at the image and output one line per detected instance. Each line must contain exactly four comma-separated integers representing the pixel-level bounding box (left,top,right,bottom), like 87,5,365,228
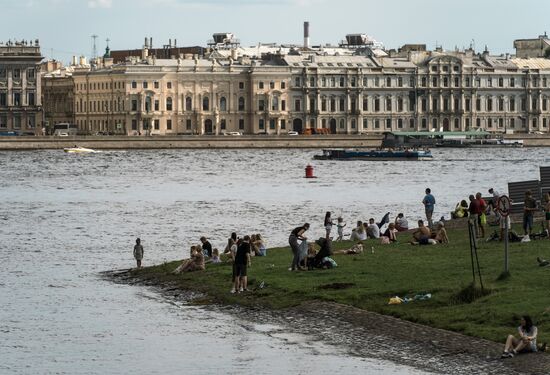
313,148,432,161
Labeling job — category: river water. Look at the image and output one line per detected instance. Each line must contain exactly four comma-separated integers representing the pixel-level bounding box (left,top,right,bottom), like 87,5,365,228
1,148,549,374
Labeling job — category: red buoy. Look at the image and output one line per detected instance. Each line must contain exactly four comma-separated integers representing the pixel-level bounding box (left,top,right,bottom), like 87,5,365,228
305,164,315,178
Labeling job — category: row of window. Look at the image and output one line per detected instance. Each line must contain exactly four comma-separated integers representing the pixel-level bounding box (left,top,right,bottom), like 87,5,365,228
0,114,36,128
0,68,36,80
0,92,36,106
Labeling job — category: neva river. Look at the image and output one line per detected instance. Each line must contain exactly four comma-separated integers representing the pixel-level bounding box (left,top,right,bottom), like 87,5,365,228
1,148,549,374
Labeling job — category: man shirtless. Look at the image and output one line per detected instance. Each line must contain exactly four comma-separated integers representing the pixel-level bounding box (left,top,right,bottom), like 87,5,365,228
412,220,432,245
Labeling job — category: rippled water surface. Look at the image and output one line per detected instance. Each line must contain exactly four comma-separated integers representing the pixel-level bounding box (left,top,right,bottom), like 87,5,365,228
1,148,549,374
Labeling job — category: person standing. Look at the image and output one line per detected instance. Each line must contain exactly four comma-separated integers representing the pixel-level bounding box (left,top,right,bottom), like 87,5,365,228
523,190,538,237
133,238,144,268
476,192,487,239
233,235,251,293
422,188,436,228
200,236,213,258
324,211,334,239
468,194,481,238
289,223,309,271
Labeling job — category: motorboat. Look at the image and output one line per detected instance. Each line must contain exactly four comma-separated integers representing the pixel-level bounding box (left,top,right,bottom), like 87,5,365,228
63,146,100,154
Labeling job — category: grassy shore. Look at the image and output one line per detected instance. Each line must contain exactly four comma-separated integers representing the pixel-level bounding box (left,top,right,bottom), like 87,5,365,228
131,225,550,345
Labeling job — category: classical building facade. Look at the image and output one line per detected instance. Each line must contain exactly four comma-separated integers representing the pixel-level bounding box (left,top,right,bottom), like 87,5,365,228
0,40,43,134
66,38,550,135
42,61,75,131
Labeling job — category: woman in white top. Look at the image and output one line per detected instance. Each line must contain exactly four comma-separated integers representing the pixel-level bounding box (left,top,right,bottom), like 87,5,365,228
502,315,538,357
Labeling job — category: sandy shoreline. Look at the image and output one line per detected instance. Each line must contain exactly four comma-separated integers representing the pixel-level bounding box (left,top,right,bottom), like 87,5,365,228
105,269,550,375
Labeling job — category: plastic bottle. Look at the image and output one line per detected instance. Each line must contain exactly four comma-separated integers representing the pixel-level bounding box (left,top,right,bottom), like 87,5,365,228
371,246,375,254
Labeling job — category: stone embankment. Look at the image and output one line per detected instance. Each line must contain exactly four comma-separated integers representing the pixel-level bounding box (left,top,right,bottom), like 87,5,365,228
0,135,382,150
2,133,550,150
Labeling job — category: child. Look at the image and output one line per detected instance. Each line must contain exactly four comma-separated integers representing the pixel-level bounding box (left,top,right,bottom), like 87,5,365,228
133,238,144,268
336,217,346,241
211,248,221,264
306,243,317,270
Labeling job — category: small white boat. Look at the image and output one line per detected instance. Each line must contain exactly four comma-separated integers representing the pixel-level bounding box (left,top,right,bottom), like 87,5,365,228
63,146,100,153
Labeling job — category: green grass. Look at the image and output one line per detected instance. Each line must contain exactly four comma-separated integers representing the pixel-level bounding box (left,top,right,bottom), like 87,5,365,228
131,224,550,345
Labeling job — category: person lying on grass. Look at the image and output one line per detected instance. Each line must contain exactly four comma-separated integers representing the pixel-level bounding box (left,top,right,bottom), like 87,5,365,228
334,242,364,255
501,315,540,358
173,245,205,274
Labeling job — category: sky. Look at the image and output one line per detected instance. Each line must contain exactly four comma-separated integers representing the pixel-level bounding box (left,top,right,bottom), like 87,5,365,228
1,0,549,63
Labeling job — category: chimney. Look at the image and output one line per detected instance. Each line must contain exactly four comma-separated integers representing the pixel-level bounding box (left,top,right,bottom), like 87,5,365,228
144,37,148,48
174,39,177,47
169,39,172,48
303,21,310,49
71,55,77,66
149,37,153,49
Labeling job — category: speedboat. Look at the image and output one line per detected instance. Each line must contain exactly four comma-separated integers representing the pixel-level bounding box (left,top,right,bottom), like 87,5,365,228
63,146,100,154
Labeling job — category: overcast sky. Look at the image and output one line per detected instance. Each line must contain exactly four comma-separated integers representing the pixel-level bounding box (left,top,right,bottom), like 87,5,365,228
1,0,549,62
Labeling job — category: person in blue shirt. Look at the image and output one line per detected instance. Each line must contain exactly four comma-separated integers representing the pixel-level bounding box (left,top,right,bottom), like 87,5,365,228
422,188,436,229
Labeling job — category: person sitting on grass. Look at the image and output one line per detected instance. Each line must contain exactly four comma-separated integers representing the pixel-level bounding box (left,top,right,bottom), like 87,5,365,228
334,241,364,255
452,200,469,219
394,213,409,232
434,222,449,244
502,316,541,358
173,245,205,274
350,221,367,241
310,237,333,268
209,248,221,264
381,223,398,244
305,243,317,269
366,218,380,239
411,220,433,245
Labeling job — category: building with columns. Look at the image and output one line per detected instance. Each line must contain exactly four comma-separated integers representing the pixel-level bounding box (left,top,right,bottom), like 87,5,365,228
0,40,43,134
63,35,550,135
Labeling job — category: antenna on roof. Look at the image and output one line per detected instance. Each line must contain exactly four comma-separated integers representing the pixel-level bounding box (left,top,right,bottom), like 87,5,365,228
91,34,98,61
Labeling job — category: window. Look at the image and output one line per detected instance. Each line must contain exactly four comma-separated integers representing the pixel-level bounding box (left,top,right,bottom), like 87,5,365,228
281,100,286,111
220,97,227,111
432,118,438,129
443,77,449,87
351,98,356,112
498,77,503,87
362,97,368,111
510,98,515,111
397,97,403,112
0,68,6,78
453,65,459,72
154,81,159,89
421,77,427,87
186,97,192,111
258,99,265,111
340,119,345,129
532,98,537,110
362,77,368,87
374,77,380,87
221,119,226,130
498,118,504,128
362,118,368,129
339,77,345,87
465,118,470,129
167,119,172,130
280,119,286,129
498,98,504,112
309,77,314,87
322,98,327,111
487,78,492,88
258,82,264,89
432,98,438,111
476,118,481,128
443,98,449,111
270,119,276,130
0,93,7,106
339,98,345,112
487,97,493,112
432,77,437,87
488,118,493,128
131,81,137,89
239,82,244,89
13,92,21,106
476,98,481,111
294,77,301,86
28,92,35,106
186,119,192,130
510,77,515,87
465,77,470,87
375,119,380,129
154,100,159,111
397,119,403,128
281,81,286,89
421,98,427,112
131,119,137,130
167,82,172,89
454,118,460,129
386,97,392,111
294,99,301,111
238,97,245,111
543,99,548,111
409,118,415,128
351,119,356,129
259,119,265,130
145,97,151,112
374,97,380,112
510,118,515,128
454,98,459,111
143,81,148,89
202,96,209,111
421,118,427,128
521,98,526,111
166,97,173,111
13,69,20,79
13,114,21,129
431,66,437,72
386,119,392,129
27,69,35,79
397,77,403,87
454,77,459,87
386,77,391,87
544,78,548,87
351,77,356,87
239,119,244,130
154,119,160,130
